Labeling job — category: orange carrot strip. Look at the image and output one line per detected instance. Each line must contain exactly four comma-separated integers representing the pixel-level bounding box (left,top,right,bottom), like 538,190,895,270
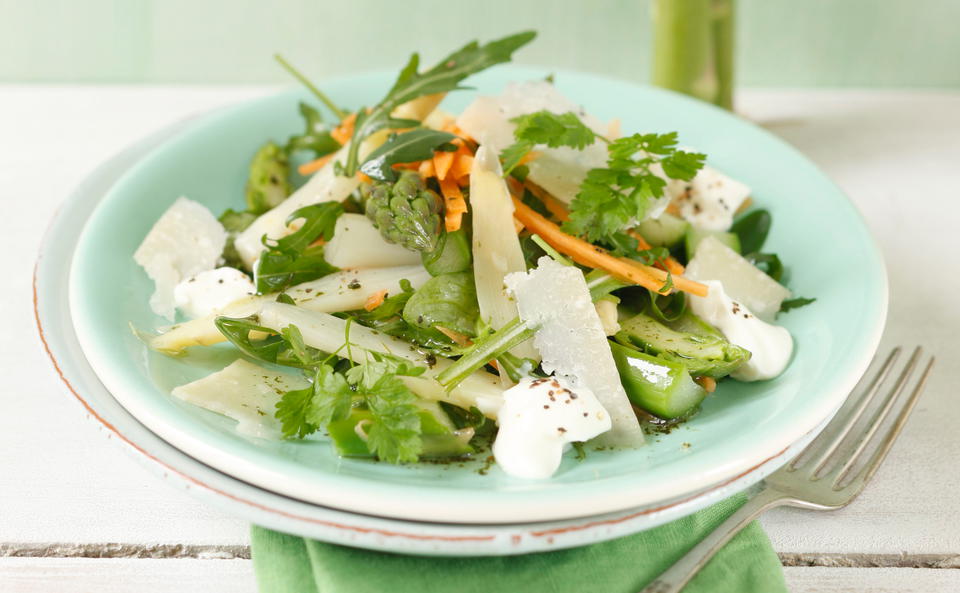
439,177,467,232
330,112,357,145
433,148,456,181
513,217,525,234
450,153,474,182
418,159,436,178
434,325,472,347
626,229,685,275
511,197,672,295
618,257,707,297
516,150,542,167
297,152,336,176
523,180,571,222
363,289,389,312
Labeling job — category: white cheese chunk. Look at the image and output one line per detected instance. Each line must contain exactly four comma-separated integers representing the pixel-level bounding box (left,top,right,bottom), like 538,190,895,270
134,197,227,321
173,267,256,319
666,166,751,231
323,213,421,269
506,257,644,447
493,376,611,479
172,358,309,438
688,280,793,381
685,235,791,322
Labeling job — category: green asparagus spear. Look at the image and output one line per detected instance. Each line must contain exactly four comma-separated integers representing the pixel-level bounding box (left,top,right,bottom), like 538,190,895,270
361,170,443,253
609,342,706,419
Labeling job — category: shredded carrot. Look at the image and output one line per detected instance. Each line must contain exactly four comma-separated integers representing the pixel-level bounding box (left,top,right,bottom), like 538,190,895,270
418,158,436,178
516,150,542,167
626,229,685,275
694,376,717,393
433,147,457,181
524,180,571,222
511,197,709,297
450,153,474,182
665,201,682,217
439,177,467,231
363,289,389,312
297,152,336,176
434,325,472,347
330,112,357,145
357,172,373,184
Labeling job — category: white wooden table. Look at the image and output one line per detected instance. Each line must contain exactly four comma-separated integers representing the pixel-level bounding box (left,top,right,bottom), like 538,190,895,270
2,86,958,592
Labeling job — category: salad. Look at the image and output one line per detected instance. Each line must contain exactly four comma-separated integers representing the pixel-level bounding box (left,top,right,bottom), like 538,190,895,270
135,31,812,480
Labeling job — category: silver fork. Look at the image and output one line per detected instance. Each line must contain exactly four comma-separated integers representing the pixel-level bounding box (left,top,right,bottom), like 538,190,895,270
640,346,936,593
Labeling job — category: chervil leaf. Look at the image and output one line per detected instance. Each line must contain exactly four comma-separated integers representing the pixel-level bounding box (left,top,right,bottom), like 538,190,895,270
305,364,353,427
780,296,816,313
342,31,536,176
364,373,423,463
564,132,705,244
276,384,318,439
359,128,457,182
255,202,343,293
499,110,599,176
499,140,534,176
511,110,597,149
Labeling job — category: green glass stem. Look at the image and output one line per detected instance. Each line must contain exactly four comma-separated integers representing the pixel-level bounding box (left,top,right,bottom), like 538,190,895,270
652,0,735,110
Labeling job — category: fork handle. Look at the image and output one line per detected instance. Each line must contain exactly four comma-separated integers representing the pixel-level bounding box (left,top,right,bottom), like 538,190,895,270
639,487,787,593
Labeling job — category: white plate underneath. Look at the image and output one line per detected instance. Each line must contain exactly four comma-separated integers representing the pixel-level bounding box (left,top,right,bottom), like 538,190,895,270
35,112,828,556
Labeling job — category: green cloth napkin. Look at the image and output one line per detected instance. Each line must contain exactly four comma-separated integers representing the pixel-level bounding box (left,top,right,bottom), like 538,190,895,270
250,494,786,593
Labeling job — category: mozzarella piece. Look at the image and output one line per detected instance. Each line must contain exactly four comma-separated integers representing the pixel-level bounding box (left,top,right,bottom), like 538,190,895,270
456,81,608,205
172,358,309,438
665,166,751,231
134,197,227,321
173,267,255,319
688,280,793,381
506,257,645,447
493,376,611,479
150,265,431,354
323,213,422,269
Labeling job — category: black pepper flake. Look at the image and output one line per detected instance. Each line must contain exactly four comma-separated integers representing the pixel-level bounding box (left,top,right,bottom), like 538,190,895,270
347,280,362,290
557,427,567,433
570,392,578,400
548,390,555,396
543,404,550,409
583,412,589,417
218,278,224,284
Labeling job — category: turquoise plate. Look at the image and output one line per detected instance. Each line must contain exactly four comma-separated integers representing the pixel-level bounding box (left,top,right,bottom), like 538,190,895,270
68,67,887,524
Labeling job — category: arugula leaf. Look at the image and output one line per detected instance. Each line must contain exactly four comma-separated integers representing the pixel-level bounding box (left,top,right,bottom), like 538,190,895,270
565,133,705,243
285,102,341,158
780,296,816,313
215,316,327,369
342,31,536,176
359,128,457,182
255,202,343,293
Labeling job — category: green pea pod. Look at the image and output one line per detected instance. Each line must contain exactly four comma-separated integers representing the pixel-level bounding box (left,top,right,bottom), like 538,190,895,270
609,342,707,420
327,409,473,458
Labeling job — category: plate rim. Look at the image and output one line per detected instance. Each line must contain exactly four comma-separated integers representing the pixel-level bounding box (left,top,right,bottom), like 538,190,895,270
63,67,889,524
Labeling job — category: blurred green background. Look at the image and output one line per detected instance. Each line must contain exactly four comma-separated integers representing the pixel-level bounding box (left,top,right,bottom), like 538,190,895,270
3,0,956,87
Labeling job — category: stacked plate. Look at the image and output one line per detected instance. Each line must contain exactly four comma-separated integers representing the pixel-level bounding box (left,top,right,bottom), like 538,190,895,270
35,68,887,556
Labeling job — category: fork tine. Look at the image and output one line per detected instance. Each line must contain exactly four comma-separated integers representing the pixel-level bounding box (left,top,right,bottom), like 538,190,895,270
835,354,935,491
828,347,923,486
790,347,901,473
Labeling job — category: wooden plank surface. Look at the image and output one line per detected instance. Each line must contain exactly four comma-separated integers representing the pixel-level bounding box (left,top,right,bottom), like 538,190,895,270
1,558,957,593
2,86,958,591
